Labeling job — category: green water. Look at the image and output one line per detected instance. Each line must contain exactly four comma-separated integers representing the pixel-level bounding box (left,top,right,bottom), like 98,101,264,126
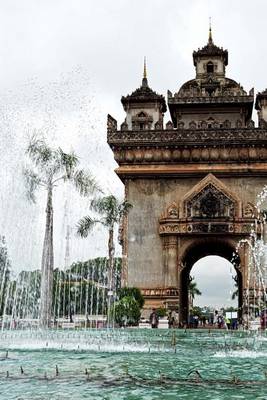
0,329,266,399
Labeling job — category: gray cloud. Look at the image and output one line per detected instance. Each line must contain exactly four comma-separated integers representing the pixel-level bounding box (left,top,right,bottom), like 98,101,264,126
192,256,238,308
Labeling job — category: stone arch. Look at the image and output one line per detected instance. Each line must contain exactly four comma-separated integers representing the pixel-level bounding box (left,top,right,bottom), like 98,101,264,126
137,111,148,118
179,237,243,324
180,173,242,218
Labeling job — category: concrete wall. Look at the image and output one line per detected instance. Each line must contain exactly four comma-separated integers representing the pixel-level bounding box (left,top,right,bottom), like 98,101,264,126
125,104,162,130
195,56,225,77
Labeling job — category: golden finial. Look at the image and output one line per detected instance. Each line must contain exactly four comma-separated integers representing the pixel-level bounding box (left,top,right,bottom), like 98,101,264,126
142,56,148,87
143,56,147,79
208,17,213,44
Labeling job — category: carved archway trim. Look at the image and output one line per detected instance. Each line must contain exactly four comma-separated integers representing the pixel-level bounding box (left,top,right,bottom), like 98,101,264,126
178,237,243,323
180,237,240,269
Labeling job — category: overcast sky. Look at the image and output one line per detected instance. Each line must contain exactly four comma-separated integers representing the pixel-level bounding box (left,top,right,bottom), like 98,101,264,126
0,0,266,306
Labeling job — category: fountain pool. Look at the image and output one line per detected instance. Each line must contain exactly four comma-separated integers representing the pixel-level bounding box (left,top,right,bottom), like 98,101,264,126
0,329,266,400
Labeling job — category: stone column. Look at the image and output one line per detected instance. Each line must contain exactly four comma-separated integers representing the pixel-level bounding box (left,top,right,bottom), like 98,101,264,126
163,236,178,288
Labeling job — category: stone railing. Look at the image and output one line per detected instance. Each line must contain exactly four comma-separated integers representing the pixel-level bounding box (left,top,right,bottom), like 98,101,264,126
108,127,267,146
167,95,254,105
108,127,267,165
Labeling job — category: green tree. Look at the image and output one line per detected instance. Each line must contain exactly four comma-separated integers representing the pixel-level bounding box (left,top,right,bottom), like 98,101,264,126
52,257,122,320
188,277,202,308
156,307,167,318
77,195,132,293
191,306,203,319
24,136,99,327
117,287,144,308
113,296,141,327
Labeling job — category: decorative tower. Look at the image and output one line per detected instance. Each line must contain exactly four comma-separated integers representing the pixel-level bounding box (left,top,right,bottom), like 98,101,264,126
120,59,167,130
168,28,254,129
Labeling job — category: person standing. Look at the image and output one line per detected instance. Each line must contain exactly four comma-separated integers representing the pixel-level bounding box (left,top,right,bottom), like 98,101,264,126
149,308,159,328
225,316,231,330
168,311,175,329
217,315,224,329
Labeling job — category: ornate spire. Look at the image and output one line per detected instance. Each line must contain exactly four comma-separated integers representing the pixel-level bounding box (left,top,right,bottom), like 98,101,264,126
143,56,147,79
193,21,228,67
142,57,148,87
208,17,213,44
121,57,167,113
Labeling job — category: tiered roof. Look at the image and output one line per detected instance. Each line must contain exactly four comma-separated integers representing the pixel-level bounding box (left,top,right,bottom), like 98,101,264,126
121,60,167,112
193,27,228,66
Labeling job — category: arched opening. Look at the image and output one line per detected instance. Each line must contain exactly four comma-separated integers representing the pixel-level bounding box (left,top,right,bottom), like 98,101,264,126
180,239,242,325
190,255,238,309
207,61,214,74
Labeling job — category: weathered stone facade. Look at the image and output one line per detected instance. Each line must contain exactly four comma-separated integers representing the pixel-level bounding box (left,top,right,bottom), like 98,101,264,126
107,29,267,322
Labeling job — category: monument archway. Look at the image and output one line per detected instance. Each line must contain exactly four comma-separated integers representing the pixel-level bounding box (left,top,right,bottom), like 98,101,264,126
180,239,242,324
157,173,250,321
107,30,267,318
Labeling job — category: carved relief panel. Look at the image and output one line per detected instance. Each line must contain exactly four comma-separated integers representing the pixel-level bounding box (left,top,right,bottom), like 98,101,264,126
185,183,235,219
159,174,248,236
181,173,242,219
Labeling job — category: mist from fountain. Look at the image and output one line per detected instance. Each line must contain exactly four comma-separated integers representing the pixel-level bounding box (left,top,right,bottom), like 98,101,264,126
0,68,124,333
0,254,122,331
233,188,267,329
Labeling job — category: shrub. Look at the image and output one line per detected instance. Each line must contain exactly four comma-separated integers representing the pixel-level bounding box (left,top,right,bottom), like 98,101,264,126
113,296,141,327
117,287,144,308
156,307,167,318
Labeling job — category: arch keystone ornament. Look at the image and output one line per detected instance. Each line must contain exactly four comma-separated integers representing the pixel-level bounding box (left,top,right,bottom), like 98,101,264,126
108,30,267,320
180,173,242,219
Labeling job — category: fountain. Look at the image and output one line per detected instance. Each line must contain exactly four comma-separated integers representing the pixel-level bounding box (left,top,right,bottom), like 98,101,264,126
0,73,266,400
0,329,266,399
0,164,266,398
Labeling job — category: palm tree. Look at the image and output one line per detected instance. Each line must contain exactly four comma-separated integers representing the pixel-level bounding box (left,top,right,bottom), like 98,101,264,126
77,195,132,293
24,136,100,327
188,276,202,308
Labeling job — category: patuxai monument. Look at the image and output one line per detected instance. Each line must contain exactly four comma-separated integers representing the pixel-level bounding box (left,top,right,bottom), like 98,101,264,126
1,1,267,397
107,27,267,323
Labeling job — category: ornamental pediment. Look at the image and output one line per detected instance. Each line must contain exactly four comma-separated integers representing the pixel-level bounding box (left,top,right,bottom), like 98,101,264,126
160,174,243,232
181,174,242,219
